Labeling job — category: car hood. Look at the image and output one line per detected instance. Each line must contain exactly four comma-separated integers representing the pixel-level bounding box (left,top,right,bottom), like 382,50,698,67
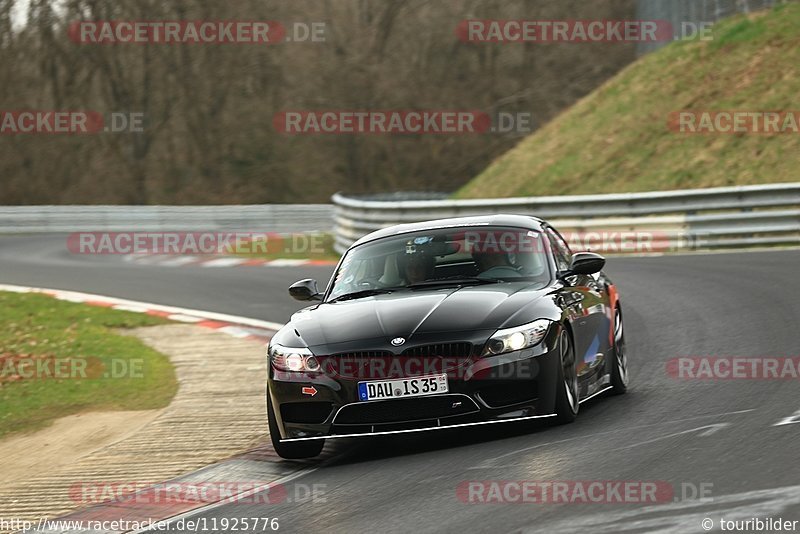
287,283,554,350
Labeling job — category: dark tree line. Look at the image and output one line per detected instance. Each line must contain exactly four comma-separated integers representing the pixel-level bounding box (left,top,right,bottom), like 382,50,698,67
0,0,636,204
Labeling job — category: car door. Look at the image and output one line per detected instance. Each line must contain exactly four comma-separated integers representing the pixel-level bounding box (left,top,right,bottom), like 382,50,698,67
545,226,609,382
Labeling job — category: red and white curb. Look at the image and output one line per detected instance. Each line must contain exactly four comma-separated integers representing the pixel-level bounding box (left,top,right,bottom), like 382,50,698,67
122,254,337,268
0,284,283,342
0,284,334,534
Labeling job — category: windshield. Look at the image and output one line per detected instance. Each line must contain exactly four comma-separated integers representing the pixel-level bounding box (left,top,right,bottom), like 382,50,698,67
327,226,550,301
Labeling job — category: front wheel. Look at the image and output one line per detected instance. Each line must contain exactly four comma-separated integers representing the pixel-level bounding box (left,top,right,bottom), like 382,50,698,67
268,391,325,459
553,329,579,424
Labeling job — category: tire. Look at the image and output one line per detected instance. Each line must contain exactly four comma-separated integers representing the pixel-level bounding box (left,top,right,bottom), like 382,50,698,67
268,391,325,459
609,306,628,395
553,328,579,424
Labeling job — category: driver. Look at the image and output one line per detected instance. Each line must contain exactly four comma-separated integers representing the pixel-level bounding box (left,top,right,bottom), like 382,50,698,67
472,251,521,279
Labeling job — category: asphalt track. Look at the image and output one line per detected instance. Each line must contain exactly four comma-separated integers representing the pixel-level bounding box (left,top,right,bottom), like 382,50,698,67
2,234,799,533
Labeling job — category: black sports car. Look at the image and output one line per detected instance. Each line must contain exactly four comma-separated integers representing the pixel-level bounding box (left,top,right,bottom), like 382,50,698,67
267,215,628,459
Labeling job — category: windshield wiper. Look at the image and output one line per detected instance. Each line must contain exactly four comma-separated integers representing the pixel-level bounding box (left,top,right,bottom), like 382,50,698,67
406,277,503,289
327,288,397,303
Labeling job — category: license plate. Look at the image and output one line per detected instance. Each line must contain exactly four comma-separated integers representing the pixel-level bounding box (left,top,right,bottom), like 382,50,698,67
358,374,449,401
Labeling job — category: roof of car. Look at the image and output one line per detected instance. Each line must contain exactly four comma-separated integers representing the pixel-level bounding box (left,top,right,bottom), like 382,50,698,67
352,214,547,248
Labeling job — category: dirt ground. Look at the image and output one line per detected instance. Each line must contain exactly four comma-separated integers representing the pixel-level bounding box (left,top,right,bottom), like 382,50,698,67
0,410,160,487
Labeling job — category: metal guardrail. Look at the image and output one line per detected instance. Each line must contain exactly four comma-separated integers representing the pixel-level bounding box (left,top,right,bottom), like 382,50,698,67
0,205,334,234
332,183,800,254
3,183,797,255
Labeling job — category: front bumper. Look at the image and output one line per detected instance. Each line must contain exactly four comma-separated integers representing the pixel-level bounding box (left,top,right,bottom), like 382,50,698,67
267,327,562,441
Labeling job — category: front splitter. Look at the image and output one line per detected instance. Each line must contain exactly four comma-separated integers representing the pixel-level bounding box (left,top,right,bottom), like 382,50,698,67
281,412,558,442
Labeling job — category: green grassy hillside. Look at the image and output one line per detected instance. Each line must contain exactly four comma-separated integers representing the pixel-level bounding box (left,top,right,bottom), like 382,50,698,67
457,4,800,198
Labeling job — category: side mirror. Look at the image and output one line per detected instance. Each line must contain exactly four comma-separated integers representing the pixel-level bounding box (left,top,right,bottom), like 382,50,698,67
568,252,606,275
289,279,322,301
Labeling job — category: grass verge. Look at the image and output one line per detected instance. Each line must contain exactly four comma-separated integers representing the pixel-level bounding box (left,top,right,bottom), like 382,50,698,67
0,292,177,438
457,3,800,198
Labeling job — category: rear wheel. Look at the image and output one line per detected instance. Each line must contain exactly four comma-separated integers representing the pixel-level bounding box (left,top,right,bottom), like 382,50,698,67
610,307,628,395
268,391,325,459
554,329,579,424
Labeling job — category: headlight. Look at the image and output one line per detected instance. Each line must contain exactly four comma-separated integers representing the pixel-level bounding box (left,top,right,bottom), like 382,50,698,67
269,343,319,372
482,319,552,357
